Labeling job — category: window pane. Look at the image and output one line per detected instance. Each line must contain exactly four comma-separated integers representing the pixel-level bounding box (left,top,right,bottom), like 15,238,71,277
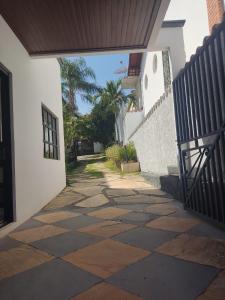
48,113,52,128
53,131,57,145
52,118,56,130
44,127,48,142
43,111,48,125
53,146,58,159
49,145,53,158
49,130,53,143
42,106,59,160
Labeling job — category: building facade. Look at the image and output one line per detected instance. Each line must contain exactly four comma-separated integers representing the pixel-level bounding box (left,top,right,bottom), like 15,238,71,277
118,0,223,188
0,16,66,235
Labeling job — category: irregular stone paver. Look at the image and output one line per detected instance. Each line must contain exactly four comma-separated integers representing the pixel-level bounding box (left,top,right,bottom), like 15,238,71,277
63,239,150,278
144,203,176,216
0,259,100,300
107,179,151,189
54,215,102,230
72,282,143,300
156,234,225,269
108,253,219,300
116,203,150,212
34,211,80,224
0,154,223,300
0,236,22,251
197,270,225,300
146,216,201,232
0,245,52,280
78,220,137,238
105,188,136,197
44,192,84,210
75,194,109,208
72,186,104,197
114,194,156,204
113,227,177,251
136,188,169,197
88,207,129,219
31,231,102,257
116,212,155,225
9,225,69,243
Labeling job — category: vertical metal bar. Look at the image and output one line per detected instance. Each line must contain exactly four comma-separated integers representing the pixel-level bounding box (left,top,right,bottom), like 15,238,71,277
203,48,217,131
184,71,193,139
209,154,221,221
199,52,211,133
202,166,211,218
208,42,223,129
180,73,189,141
205,161,216,220
219,29,225,120
187,67,197,138
176,77,184,142
214,135,225,222
195,57,206,135
190,63,202,137
214,34,225,122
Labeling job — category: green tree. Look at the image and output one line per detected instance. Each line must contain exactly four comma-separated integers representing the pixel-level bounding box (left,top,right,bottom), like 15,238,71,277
90,100,115,146
60,57,99,112
93,80,136,142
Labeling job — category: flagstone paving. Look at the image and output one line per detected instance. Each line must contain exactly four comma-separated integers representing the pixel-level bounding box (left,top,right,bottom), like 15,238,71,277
0,154,225,299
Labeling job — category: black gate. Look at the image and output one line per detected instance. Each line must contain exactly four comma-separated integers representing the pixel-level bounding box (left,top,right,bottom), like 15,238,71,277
173,18,225,226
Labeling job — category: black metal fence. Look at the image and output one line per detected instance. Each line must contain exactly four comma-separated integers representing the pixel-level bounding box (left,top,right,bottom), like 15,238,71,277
173,17,225,226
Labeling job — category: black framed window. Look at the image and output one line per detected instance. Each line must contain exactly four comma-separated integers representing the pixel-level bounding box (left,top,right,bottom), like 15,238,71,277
42,106,59,160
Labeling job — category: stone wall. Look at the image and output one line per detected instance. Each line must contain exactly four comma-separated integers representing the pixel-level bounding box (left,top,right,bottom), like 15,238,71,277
129,89,179,187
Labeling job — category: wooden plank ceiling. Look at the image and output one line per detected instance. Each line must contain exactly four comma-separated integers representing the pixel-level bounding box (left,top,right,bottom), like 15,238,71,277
0,0,162,56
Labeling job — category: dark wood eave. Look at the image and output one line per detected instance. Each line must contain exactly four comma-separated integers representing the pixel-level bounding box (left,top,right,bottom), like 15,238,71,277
0,0,165,56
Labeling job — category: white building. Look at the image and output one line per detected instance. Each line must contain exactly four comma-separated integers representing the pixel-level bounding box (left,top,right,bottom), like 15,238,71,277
0,16,66,235
0,0,171,235
118,0,223,191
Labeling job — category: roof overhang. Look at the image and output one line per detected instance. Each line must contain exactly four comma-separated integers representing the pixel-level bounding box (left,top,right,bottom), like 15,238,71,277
0,0,170,57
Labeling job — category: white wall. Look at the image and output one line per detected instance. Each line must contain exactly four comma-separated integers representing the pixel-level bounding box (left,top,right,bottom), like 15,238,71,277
130,91,178,182
0,16,66,235
165,0,209,61
94,142,103,153
124,111,144,144
140,51,165,116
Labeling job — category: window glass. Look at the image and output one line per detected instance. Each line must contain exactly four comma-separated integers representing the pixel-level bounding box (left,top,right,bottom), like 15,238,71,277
42,106,59,160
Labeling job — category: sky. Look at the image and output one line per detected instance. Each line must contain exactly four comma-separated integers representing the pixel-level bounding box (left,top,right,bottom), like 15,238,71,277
73,53,129,115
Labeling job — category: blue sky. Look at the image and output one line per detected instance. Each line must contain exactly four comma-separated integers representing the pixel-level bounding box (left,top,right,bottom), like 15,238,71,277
74,53,129,114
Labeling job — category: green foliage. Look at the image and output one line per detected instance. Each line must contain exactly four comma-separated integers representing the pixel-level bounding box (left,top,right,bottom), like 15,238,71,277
119,142,137,162
105,142,137,164
105,144,122,163
60,57,99,112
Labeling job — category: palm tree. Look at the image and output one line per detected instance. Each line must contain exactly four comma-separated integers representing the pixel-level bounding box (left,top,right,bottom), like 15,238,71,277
93,80,137,142
60,57,99,112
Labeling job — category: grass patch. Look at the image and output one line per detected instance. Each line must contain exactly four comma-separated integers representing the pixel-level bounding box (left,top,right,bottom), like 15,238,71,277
104,160,121,173
84,163,104,178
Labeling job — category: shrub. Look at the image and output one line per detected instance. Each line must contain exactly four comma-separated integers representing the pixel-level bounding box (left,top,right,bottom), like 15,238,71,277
105,144,121,163
120,142,137,162
105,142,137,163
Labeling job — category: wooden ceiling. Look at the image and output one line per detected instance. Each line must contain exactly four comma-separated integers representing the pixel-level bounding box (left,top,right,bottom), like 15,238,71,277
0,0,163,56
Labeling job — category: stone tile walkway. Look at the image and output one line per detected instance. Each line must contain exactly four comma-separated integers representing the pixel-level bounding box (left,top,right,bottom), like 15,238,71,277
0,155,225,299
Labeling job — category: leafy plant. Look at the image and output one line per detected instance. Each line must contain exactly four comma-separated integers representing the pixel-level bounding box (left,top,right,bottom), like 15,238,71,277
105,144,122,163
119,142,137,162
105,142,137,164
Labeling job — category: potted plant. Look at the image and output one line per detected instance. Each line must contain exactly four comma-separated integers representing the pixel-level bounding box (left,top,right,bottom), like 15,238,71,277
120,142,140,173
